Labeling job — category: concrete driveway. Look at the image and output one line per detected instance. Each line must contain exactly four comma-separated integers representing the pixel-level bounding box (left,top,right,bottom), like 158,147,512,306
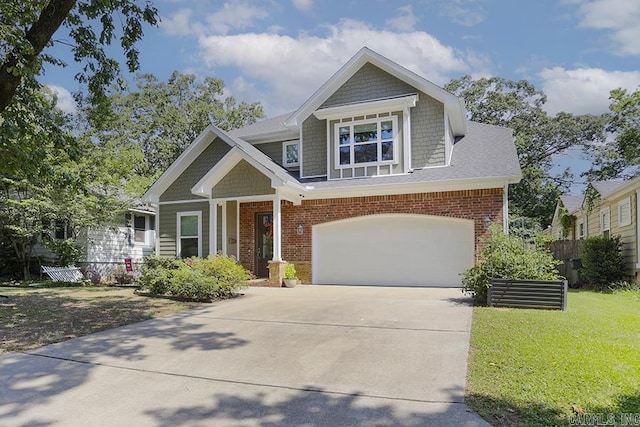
0,286,489,426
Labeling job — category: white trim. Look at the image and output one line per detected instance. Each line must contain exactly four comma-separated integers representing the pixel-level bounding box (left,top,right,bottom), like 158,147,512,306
332,114,399,172
299,126,304,178
313,94,418,120
325,118,331,178
177,211,202,258
155,208,160,256
577,220,585,240
273,194,282,261
236,201,240,259
209,199,218,255
600,206,611,235
302,176,520,200
618,196,631,227
192,148,243,197
503,183,509,235
403,104,411,172
159,199,209,205
282,140,300,167
221,201,228,256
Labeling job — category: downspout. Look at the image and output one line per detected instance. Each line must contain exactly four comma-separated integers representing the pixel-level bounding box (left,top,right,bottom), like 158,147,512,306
503,182,509,235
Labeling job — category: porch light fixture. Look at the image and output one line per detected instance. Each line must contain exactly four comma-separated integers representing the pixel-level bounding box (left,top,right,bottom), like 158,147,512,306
296,223,304,236
484,216,492,230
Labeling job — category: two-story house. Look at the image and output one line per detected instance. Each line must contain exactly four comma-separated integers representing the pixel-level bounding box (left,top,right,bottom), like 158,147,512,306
143,47,522,287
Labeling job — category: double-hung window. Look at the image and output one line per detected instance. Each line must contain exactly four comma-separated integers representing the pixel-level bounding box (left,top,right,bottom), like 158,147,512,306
600,208,610,238
618,197,631,227
283,140,299,167
336,116,397,167
177,212,201,258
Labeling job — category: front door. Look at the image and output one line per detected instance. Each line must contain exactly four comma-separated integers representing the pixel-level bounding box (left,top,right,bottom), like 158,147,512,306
255,213,273,277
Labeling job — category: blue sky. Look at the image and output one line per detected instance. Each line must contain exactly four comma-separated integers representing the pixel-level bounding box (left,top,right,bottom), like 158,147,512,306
43,0,640,189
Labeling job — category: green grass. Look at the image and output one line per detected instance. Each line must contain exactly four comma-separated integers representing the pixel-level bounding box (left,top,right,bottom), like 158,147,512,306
467,289,640,426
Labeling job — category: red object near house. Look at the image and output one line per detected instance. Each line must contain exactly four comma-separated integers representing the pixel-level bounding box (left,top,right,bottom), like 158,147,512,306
124,258,133,272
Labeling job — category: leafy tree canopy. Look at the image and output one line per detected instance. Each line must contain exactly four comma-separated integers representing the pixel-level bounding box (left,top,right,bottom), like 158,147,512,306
587,87,640,180
445,76,605,227
0,0,158,114
81,71,265,192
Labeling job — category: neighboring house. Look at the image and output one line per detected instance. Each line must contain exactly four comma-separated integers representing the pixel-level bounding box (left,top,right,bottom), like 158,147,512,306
551,177,640,282
36,207,156,281
550,194,584,239
143,47,522,287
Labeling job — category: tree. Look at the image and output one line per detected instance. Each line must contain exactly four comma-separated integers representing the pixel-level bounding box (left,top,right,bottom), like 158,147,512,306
0,0,158,113
0,82,126,279
83,72,265,189
445,76,604,227
587,87,640,180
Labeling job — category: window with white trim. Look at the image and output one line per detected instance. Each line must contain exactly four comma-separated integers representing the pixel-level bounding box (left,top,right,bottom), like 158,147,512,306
283,140,299,167
177,211,201,258
134,215,147,243
600,208,610,238
335,115,398,168
577,220,585,240
618,197,631,227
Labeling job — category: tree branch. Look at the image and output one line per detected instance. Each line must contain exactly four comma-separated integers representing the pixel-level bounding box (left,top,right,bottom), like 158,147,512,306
0,0,76,112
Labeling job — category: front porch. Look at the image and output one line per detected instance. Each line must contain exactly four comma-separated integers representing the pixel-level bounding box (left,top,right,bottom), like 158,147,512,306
209,195,309,285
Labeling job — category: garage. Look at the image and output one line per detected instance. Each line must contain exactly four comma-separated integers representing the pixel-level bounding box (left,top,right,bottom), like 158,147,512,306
312,214,475,287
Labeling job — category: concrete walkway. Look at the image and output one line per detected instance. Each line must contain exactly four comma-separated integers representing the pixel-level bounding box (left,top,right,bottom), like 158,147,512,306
0,286,489,426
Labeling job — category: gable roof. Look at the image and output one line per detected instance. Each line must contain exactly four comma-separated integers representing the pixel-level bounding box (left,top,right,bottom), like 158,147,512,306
591,179,630,198
284,47,467,136
227,112,297,144
560,195,583,214
143,124,304,203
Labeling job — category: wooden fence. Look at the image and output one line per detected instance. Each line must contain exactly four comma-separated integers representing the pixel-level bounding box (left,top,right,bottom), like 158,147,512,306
488,278,568,311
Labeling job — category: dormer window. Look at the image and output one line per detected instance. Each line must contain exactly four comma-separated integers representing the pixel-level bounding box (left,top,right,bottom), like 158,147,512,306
336,116,397,167
283,140,299,167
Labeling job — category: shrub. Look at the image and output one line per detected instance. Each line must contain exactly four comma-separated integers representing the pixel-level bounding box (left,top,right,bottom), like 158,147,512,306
580,235,627,290
284,263,297,279
137,255,250,302
461,225,561,305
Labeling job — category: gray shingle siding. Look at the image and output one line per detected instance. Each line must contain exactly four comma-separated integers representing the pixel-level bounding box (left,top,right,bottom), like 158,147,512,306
411,94,445,167
161,138,231,202
302,115,326,177
255,141,283,166
212,159,275,198
321,62,416,108
158,202,210,257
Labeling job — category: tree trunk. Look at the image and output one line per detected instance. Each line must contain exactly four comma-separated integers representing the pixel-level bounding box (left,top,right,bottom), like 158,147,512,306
0,0,76,113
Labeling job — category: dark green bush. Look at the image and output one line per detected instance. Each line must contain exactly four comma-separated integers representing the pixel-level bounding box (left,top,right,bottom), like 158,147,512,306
461,225,561,305
580,235,627,290
137,255,250,301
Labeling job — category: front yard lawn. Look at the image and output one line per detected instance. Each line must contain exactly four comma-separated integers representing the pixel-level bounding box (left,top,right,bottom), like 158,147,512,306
0,286,205,354
467,289,640,426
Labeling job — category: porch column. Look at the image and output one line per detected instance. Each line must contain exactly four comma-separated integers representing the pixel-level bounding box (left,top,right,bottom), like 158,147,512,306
272,194,282,261
209,199,217,255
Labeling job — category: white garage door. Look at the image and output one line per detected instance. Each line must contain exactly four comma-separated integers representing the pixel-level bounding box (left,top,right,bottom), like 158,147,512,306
312,214,474,287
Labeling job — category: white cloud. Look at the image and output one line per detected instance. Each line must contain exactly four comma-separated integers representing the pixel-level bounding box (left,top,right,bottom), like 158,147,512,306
439,0,485,27
159,8,197,37
160,2,268,37
46,84,76,115
386,5,418,32
207,1,269,35
573,0,640,56
291,0,313,12
539,67,640,115
197,19,475,115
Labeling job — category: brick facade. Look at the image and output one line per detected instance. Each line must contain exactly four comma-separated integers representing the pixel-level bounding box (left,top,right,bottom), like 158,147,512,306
239,188,504,282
